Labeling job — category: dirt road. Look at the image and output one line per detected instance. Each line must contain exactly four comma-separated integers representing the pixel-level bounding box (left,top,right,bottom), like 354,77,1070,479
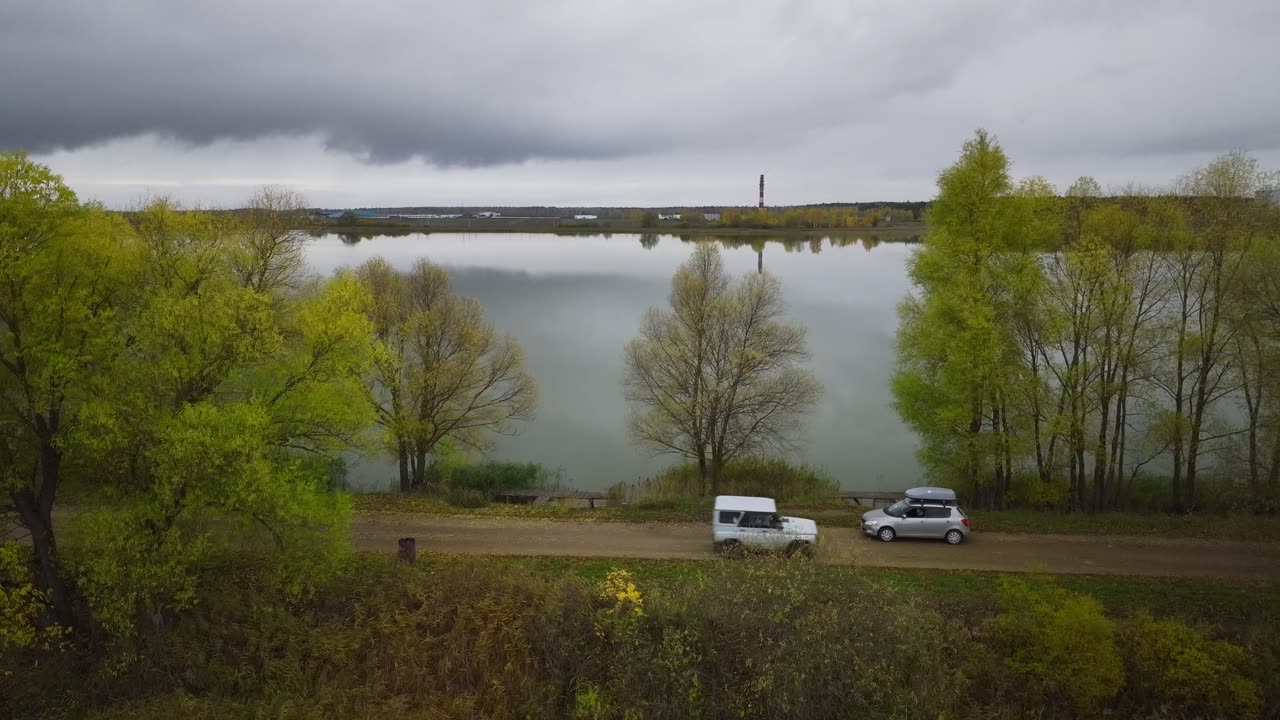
352,515,1280,580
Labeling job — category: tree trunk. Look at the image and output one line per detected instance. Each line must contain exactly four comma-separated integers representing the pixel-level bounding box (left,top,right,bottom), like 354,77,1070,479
709,453,722,497
397,438,411,494
13,480,78,634
1111,391,1128,509
697,454,709,496
1092,383,1111,513
1000,398,1013,511
968,398,983,505
1268,428,1280,488
1030,350,1049,484
413,443,428,489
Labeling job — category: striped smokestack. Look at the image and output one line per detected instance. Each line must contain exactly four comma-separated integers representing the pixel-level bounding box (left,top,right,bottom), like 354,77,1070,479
758,174,765,209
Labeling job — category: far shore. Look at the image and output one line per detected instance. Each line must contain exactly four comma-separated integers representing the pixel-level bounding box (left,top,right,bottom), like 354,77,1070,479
313,219,927,238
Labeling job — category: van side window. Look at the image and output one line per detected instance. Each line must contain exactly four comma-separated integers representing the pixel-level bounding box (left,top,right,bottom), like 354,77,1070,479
718,511,742,524
739,512,772,528
923,507,950,519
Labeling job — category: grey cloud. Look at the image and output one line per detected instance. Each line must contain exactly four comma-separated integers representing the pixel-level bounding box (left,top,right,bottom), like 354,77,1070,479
1,1,1011,165
2,1,1278,171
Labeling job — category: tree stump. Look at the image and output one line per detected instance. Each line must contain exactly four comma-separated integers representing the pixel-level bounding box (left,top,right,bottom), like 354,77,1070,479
397,537,416,563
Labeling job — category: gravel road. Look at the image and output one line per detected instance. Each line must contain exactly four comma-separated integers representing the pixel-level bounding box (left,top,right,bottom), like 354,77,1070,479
351,515,1280,580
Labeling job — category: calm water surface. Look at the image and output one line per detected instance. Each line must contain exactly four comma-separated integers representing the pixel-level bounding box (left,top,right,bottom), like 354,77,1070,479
305,233,921,492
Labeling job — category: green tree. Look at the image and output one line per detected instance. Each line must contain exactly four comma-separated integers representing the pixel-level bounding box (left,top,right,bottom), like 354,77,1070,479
2,159,375,642
623,243,820,495
680,209,703,226
69,198,374,642
0,153,135,631
358,258,536,492
1160,152,1276,509
892,131,1048,506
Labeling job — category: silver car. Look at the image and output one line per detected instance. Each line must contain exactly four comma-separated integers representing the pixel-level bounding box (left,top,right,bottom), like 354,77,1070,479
861,497,970,545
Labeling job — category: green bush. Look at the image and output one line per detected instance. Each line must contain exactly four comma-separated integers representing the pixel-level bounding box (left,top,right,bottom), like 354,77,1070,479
3,554,1272,720
444,487,489,508
1118,610,1261,720
991,576,1125,714
1005,470,1068,510
446,461,561,500
636,457,837,501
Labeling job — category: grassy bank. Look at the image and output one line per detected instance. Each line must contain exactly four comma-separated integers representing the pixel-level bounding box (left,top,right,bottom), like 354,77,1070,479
6,552,1274,719
353,493,1280,542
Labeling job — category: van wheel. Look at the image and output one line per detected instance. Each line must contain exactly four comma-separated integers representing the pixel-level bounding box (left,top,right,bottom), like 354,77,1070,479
718,540,741,557
786,541,812,559
945,529,964,545
878,527,896,542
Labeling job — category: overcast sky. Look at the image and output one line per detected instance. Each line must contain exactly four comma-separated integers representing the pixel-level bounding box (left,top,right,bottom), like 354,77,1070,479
4,1,1278,208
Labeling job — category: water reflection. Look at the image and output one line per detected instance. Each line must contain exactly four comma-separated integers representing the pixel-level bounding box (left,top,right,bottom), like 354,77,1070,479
304,232,921,492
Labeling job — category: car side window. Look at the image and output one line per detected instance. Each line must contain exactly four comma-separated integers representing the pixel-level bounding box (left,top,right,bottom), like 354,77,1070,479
718,511,742,524
740,512,773,528
923,507,950,519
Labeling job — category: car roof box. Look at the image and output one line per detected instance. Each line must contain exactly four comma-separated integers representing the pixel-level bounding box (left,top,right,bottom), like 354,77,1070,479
905,486,957,503
713,495,777,513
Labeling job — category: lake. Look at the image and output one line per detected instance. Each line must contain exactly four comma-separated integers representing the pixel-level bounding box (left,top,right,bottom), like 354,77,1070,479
305,233,921,492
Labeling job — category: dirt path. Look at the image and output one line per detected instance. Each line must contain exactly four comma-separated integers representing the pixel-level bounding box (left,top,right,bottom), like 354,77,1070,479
352,515,1280,580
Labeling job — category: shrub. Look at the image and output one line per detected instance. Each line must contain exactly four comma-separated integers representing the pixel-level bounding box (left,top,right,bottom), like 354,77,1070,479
635,457,837,501
447,461,561,500
0,542,65,652
1118,610,1261,720
444,487,488,508
991,576,1124,714
1006,470,1068,510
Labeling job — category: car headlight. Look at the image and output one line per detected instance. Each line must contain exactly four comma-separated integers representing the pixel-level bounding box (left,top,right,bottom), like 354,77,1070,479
864,519,878,526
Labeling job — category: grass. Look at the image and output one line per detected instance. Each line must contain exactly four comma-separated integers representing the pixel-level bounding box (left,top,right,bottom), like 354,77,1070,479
353,493,1280,541
459,554,1280,631
6,547,1276,720
11,552,1275,719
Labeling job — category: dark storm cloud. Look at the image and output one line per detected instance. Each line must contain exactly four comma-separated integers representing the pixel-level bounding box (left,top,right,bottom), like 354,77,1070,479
3,1,1278,168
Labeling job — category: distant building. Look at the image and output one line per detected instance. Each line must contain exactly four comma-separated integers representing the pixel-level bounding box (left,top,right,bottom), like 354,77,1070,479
1258,189,1280,205
574,214,598,220
325,211,345,219
391,214,463,219
658,213,680,220
703,212,721,222
474,211,501,218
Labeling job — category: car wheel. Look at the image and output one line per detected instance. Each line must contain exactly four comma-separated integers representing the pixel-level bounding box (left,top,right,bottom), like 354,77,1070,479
878,527,896,542
945,529,964,545
786,540,812,559
718,540,741,557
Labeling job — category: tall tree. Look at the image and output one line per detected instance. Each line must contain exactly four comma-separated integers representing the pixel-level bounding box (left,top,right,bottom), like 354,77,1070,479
0,153,135,632
893,131,1047,506
358,258,536,492
69,197,374,640
623,243,820,495
1,160,374,640
1157,153,1275,509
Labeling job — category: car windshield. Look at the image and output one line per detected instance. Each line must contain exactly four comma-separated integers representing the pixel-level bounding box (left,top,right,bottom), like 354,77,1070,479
884,500,912,517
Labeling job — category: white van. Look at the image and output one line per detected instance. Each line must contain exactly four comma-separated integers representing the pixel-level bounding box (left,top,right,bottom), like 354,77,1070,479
712,495,818,557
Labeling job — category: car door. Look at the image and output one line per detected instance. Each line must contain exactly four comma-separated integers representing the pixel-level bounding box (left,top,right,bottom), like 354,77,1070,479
761,514,788,549
737,512,768,547
896,506,927,537
921,506,951,538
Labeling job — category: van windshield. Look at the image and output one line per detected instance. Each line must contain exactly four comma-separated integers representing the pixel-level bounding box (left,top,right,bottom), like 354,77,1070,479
884,500,912,518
